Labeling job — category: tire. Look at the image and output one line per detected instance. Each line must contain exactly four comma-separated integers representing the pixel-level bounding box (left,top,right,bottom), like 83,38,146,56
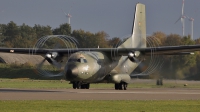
115,83,119,90
72,82,77,89
119,83,123,90
77,82,81,89
81,84,86,89
85,83,90,89
123,83,127,90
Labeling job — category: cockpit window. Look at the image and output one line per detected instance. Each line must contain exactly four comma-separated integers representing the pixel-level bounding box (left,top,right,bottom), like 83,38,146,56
84,59,87,63
77,58,87,63
68,59,76,62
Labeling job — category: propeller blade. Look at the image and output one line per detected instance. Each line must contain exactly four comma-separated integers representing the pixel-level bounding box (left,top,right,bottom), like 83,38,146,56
138,61,148,72
133,57,147,72
51,59,62,69
37,58,46,69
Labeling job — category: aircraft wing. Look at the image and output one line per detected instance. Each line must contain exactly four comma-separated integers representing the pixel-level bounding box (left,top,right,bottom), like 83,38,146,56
121,45,200,55
0,45,200,56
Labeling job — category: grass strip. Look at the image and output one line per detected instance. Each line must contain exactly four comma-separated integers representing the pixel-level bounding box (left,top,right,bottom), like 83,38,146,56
0,100,199,112
1,78,200,89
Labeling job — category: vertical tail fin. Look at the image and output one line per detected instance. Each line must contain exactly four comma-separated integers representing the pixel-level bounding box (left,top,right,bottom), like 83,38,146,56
118,3,146,48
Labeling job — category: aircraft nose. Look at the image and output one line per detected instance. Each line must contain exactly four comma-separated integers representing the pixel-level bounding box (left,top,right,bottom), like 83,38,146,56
69,68,78,76
66,64,79,78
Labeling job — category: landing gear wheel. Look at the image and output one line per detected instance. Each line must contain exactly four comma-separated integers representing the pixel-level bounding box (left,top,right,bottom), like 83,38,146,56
123,83,127,90
81,84,86,89
115,83,119,90
119,83,123,90
72,82,77,89
77,81,81,89
72,81,80,89
72,82,90,89
115,82,128,90
85,83,90,89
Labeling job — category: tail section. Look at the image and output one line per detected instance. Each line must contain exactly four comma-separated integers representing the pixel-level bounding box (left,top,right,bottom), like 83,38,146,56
118,3,146,48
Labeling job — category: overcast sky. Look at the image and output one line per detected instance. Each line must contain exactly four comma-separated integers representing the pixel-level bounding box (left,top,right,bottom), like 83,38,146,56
0,0,200,39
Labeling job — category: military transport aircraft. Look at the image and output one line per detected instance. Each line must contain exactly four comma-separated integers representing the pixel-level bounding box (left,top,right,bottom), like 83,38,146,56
1,3,200,90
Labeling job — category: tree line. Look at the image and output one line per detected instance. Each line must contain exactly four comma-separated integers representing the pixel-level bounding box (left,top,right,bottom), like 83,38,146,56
0,21,200,80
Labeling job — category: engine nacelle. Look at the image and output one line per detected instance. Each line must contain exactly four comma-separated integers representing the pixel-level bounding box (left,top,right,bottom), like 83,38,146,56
46,51,63,60
46,52,59,59
45,52,64,66
109,74,131,83
128,51,140,62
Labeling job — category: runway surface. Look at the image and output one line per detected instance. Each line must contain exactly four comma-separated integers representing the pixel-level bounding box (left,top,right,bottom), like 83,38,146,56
1,88,200,100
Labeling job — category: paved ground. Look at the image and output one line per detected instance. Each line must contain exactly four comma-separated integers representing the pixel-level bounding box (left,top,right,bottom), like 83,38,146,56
1,88,200,100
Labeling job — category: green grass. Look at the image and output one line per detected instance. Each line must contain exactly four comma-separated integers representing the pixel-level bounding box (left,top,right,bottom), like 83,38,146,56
1,63,200,89
0,78,200,89
0,100,199,112
0,79,70,89
0,79,114,89
0,63,62,79
0,79,200,112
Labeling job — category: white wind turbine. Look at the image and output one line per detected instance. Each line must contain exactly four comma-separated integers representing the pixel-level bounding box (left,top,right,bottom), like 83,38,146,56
175,0,186,37
187,17,194,40
62,9,72,25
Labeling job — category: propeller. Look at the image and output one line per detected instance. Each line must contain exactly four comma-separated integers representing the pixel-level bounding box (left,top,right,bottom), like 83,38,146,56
112,34,164,77
122,51,147,74
32,35,78,77
134,35,164,76
128,51,140,62
45,52,62,69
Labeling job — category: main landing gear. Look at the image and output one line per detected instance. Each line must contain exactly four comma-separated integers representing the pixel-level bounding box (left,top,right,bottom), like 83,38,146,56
71,81,90,89
115,82,128,90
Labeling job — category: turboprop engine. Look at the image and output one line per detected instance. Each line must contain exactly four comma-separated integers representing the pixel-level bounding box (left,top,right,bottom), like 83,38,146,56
44,52,64,69
108,74,131,83
128,51,140,62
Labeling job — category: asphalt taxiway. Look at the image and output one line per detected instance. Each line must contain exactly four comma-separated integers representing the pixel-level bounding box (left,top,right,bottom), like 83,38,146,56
1,88,200,100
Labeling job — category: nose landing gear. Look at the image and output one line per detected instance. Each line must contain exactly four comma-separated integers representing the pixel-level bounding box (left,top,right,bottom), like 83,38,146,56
115,82,128,90
71,81,90,89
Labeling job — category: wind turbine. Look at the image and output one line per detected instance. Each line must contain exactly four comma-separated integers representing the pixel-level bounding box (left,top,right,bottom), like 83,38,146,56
187,16,194,40
175,0,186,37
62,9,72,25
